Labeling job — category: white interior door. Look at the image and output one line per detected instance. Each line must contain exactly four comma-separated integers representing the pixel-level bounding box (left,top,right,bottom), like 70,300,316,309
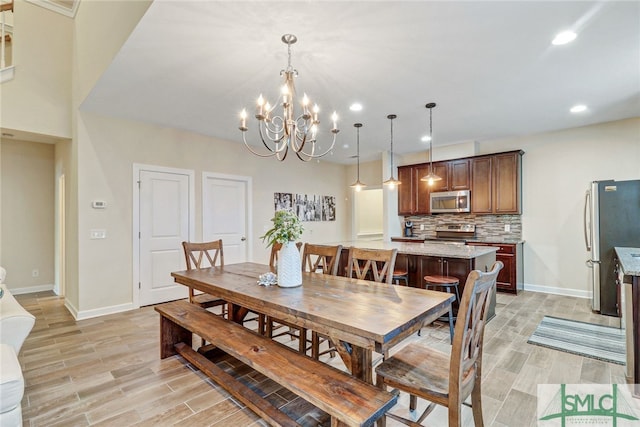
137,167,192,306
203,172,252,265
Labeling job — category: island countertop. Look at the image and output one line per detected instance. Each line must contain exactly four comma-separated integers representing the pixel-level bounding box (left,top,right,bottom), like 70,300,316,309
615,247,640,276
328,240,497,259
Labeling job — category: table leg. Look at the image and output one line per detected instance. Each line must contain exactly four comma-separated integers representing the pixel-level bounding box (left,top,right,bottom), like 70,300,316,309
331,338,373,383
229,304,249,324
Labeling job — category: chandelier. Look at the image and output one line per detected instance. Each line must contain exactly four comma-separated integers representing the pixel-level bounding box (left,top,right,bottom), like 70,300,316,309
420,102,442,185
239,34,339,161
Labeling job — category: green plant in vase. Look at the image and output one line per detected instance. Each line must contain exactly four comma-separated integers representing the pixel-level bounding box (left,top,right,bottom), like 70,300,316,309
261,210,304,287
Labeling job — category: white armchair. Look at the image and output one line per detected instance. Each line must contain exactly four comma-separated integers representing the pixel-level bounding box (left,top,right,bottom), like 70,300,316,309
0,267,35,427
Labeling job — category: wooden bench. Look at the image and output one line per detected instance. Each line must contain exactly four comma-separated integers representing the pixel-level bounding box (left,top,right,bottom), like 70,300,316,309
155,300,397,427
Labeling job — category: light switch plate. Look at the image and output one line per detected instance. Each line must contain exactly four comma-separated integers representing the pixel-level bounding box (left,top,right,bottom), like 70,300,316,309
504,224,511,232
90,229,107,239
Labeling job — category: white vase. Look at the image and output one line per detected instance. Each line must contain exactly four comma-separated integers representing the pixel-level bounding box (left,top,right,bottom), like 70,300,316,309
277,241,302,287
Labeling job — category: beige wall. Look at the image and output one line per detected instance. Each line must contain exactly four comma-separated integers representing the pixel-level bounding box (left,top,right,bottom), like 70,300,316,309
0,1,72,137
479,118,640,295
73,111,349,315
0,139,55,290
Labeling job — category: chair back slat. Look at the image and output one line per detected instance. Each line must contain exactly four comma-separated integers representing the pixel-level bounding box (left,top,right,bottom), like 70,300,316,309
182,240,224,270
450,261,503,393
346,247,398,284
302,244,342,275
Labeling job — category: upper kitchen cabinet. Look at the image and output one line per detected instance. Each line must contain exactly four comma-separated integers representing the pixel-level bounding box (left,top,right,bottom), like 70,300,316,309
397,166,415,215
398,164,433,215
449,159,470,190
471,150,523,214
398,150,522,216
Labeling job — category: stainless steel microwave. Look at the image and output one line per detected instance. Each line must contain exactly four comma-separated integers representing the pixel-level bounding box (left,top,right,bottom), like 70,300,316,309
430,190,471,213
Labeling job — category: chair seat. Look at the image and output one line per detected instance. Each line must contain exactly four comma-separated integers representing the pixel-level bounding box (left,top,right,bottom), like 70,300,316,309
393,269,408,277
191,293,226,309
424,275,459,286
377,343,452,403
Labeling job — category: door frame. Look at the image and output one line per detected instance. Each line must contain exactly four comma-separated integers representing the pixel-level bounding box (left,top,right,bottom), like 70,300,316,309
202,171,253,263
132,163,195,309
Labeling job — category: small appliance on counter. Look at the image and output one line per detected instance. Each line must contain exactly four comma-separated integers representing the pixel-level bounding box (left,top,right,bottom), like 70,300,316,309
404,220,414,237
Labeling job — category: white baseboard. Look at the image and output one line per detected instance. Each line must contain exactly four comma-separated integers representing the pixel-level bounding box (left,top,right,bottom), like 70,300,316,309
73,302,136,321
64,299,79,319
524,282,591,299
9,283,55,295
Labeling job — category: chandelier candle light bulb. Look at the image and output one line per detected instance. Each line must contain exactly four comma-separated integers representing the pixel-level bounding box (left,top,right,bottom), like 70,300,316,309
239,34,339,161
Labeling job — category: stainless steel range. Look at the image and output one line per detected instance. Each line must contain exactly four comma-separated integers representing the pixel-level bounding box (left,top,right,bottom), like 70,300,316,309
425,224,476,244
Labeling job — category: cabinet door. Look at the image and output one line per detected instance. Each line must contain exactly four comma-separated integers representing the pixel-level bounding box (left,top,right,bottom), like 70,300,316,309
444,257,473,286
397,166,415,215
493,152,521,214
421,256,444,278
414,164,433,214
449,159,470,190
471,157,493,213
429,162,450,192
496,253,515,292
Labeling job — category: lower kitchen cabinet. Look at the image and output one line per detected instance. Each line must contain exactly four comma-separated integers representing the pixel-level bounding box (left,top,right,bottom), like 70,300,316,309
336,247,497,321
408,253,496,321
467,241,524,294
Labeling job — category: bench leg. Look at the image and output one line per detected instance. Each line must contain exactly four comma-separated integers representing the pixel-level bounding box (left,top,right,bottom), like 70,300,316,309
159,315,192,359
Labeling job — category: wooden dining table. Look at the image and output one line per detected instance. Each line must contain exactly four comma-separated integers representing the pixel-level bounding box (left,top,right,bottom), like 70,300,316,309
171,262,454,383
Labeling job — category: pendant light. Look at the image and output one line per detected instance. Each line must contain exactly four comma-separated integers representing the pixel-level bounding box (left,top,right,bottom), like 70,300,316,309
382,114,401,189
349,123,366,191
420,102,442,185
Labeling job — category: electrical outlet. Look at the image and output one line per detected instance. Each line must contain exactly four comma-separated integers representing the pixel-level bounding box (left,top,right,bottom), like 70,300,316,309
504,224,511,232
32,269,39,277
420,224,425,231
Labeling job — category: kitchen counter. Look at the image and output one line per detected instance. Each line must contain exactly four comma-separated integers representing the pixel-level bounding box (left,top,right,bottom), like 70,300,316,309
615,247,640,397
392,236,525,245
330,240,498,321
615,247,640,276
332,240,497,259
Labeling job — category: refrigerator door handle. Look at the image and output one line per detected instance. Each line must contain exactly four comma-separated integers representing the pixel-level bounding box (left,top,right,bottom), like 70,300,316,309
584,189,592,251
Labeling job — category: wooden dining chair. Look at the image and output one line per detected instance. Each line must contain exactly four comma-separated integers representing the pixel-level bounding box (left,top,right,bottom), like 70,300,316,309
265,242,308,353
374,261,503,427
346,247,398,285
182,240,227,314
302,243,343,359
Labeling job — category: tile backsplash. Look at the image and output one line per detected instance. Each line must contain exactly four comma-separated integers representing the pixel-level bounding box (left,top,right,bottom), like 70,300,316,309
404,214,522,240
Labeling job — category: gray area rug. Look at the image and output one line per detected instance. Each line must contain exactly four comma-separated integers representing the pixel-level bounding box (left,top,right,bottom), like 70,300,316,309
528,315,625,365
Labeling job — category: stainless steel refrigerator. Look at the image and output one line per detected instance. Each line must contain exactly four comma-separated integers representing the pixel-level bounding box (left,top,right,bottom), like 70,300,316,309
584,179,640,316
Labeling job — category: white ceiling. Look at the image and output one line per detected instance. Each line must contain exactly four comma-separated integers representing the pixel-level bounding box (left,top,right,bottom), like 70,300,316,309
81,1,640,164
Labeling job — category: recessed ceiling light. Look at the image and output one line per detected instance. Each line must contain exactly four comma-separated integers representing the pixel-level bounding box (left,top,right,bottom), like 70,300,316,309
421,135,431,143
552,31,577,45
349,103,363,112
570,104,587,113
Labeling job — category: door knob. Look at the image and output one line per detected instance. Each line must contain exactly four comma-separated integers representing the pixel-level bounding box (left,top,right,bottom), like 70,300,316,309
241,237,246,241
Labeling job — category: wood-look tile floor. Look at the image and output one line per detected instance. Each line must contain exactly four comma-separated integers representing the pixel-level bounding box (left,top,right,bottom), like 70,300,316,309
16,290,626,427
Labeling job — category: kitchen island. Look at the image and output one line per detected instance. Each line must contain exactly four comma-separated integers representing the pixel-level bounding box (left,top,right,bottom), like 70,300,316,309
615,247,640,396
330,240,498,319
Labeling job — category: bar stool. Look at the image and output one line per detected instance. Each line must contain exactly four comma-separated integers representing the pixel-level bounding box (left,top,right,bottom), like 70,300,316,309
392,268,409,286
423,275,460,343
